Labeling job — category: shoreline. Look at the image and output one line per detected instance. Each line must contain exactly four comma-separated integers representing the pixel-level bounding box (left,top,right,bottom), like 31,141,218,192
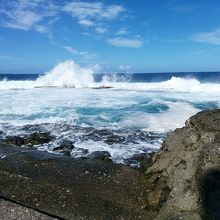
0,109,219,219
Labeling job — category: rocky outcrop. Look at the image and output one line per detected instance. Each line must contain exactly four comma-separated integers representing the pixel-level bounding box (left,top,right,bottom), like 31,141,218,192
144,109,220,220
0,109,219,219
3,132,53,147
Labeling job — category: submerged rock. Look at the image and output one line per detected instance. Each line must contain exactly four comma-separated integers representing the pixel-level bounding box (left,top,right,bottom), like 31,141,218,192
71,147,89,158
92,86,113,89
0,109,219,219
88,151,113,162
53,140,74,157
53,140,75,156
144,109,220,220
3,136,25,146
3,132,53,147
25,132,53,146
105,134,125,145
125,153,153,169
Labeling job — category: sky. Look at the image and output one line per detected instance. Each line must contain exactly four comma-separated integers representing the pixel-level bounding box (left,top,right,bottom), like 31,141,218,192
0,0,220,74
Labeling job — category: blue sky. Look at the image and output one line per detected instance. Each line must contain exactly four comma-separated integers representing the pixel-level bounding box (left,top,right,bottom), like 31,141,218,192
0,0,220,73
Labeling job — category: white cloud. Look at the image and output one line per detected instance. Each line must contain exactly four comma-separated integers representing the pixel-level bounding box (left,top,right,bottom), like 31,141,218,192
78,19,95,27
95,27,107,34
0,0,126,40
63,1,125,30
2,10,42,30
0,0,57,32
107,37,144,48
119,65,131,70
63,46,97,60
191,28,220,45
63,2,125,20
117,28,128,35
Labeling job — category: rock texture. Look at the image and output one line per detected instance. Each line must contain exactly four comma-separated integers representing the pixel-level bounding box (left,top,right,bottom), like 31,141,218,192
144,109,220,220
0,198,57,220
0,144,149,220
0,109,219,219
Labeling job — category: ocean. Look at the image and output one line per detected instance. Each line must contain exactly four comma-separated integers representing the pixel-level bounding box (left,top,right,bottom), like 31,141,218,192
0,61,220,165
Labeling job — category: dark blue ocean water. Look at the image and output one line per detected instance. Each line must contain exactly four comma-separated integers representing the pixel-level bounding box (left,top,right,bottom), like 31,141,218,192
1,72,220,83
0,71,219,164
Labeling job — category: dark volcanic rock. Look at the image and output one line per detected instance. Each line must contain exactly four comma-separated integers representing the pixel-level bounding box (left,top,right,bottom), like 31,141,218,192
0,145,149,220
71,147,89,158
4,136,25,146
144,109,220,220
88,151,113,162
0,198,57,220
53,140,74,151
125,153,152,169
0,109,219,220
52,140,74,156
92,86,113,89
25,132,53,146
105,134,125,145
3,132,53,147
0,131,5,138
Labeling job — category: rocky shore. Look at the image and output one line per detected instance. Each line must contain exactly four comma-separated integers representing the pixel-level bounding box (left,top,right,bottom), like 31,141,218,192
0,109,219,219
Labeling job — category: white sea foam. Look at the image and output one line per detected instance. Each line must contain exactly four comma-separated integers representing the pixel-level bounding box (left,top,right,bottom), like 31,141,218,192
36,60,95,88
101,76,220,93
0,60,95,89
0,60,220,163
0,60,220,94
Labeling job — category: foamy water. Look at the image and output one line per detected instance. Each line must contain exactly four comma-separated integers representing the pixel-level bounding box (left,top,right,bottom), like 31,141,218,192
0,60,219,163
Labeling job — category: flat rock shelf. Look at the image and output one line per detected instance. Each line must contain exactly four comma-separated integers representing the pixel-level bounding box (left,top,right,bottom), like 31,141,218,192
0,109,219,220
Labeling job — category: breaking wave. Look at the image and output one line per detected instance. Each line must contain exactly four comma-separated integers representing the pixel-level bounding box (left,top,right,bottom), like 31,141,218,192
0,60,220,94
0,60,95,89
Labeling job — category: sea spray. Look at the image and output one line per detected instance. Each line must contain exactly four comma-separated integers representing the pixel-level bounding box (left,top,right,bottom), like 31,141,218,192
0,60,96,89
0,67,220,163
37,60,95,88
0,60,220,94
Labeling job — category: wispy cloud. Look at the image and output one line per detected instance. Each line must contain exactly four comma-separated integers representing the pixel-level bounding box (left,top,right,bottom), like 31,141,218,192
95,27,107,34
191,28,220,45
63,46,98,60
119,65,131,70
117,28,128,35
107,37,144,48
63,1,125,33
0,0,57,34
78,19,95,27
63,2,125,20
0,0,126,38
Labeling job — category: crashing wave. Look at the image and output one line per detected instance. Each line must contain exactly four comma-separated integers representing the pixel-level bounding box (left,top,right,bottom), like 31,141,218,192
0,60,220,93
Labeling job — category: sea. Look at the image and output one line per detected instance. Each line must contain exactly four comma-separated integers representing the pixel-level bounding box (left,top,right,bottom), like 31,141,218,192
0,60,220,165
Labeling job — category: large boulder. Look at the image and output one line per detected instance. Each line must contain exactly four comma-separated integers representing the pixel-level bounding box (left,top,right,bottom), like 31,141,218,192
144,109,220,220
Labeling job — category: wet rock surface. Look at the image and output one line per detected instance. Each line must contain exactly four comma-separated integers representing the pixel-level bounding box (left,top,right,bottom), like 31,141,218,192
0,125,163,164
88,151,113,162
0,198,57,220
0,144,149,220
144,109,220,220
3,132,53,147
0,109,219,219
